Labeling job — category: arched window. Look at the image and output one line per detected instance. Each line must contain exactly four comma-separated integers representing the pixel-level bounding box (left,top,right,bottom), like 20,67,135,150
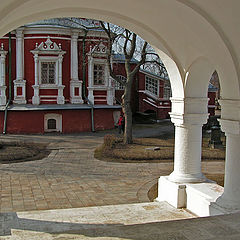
47,119,57,130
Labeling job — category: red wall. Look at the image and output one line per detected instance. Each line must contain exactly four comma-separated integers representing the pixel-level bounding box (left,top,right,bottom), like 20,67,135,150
0,108,116,134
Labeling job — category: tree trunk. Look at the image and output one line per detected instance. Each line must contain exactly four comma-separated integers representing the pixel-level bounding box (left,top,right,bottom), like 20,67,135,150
123,80,133,144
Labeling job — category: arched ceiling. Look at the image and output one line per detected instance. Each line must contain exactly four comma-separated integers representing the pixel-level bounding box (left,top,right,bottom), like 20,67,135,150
0,0,239,99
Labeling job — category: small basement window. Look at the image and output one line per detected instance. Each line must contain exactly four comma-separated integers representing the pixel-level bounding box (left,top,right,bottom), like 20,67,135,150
47,119,57,130
44,114,62,132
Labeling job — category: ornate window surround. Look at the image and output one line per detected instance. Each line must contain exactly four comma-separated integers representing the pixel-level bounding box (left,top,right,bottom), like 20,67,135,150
31,37,66,105
87,42,114,105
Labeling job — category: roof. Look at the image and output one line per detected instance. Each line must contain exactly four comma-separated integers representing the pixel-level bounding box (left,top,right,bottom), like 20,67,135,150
140,68,169,81
25,18,103,31
112,53,139,63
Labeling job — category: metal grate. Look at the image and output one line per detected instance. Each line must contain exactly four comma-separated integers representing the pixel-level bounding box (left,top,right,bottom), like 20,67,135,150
41,62,55,84
93,64,105,85
47,119,56,130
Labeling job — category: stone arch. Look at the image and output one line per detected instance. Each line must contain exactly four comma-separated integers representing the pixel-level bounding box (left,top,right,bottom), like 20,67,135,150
184,57,215,98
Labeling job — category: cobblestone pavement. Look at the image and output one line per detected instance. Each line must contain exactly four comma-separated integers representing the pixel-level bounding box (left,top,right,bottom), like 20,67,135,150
0,125,225,213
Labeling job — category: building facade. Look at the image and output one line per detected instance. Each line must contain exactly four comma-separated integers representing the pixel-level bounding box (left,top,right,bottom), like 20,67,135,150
0,19,216,134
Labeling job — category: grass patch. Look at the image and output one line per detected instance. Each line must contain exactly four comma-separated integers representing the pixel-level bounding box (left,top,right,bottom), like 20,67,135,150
0,141,50,164
94,134,225,163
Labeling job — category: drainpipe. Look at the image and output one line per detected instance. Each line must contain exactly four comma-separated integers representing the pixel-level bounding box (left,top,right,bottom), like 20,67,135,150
3,33,12,134
82,30,95,132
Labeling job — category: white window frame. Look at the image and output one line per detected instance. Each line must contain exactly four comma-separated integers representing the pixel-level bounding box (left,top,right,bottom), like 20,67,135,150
39,56,59,88
89,58,109,88
145,75,159,96
44,113,62,132
93,63,106,86
163,82,172,99
114,75,126,90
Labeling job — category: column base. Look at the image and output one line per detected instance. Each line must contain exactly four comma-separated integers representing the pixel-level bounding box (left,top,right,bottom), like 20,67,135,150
210,196,240,215
13,99,27,104
0,96,6,105
168,171,207,183
57,96,65,105
70,97,84,104
156,176,224,216
155,176,186,208
32,96,40,105
13,79,26,104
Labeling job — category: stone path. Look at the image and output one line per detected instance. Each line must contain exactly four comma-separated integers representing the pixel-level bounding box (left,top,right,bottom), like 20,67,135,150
0,125,225,213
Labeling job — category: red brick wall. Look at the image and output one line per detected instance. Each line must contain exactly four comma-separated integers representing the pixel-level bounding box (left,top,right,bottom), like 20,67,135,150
0,108,116,134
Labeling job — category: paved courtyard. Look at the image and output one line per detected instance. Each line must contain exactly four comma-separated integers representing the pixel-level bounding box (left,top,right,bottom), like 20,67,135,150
0,125,225,213
0,125,236,240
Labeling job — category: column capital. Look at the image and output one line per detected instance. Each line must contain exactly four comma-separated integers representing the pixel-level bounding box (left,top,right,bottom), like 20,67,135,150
219,98,240,121
71,30,79,39
219,119,240,135
15,27,24,38
171,97,209,115
170,112,209,126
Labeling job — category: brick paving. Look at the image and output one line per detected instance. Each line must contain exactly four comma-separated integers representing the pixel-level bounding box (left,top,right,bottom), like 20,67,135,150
0,130,225,213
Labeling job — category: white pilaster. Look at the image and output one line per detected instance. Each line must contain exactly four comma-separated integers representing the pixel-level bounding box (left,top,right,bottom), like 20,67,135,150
70,30,83,104
13,28,26,104
87,55,94,104
57,55,65,104
32,53,40,105
212,99,240,212
0,44,8,105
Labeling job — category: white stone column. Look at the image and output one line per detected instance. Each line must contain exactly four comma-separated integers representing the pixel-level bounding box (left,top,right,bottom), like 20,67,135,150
13,28,26,104
213,99,240,212
157,97,209,208
0,44,7,105
57,55,65,104
32,53,40,105
70,30,83,104
168,114,208,183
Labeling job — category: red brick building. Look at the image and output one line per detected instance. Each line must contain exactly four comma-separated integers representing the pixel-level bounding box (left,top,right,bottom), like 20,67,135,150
0,19,216,134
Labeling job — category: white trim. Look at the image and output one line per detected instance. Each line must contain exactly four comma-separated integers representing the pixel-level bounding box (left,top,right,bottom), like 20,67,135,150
41,99,57,102
143,99,171,109
24,36,71,41
145,75,159,96
40,95,58,98
44,113,62,132
39,57,58,85
139,69,164,81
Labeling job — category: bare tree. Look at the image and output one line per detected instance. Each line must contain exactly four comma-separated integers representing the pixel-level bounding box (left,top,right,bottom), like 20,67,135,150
100,21,163,144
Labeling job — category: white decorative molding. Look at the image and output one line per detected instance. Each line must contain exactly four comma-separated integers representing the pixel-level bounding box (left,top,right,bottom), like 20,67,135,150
0,43,8,105
34,37,62,52
31,37,66,105
14,27,27,104
87,45,114,105
70,30,83,104
44,113,62,132
90,42,107,55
